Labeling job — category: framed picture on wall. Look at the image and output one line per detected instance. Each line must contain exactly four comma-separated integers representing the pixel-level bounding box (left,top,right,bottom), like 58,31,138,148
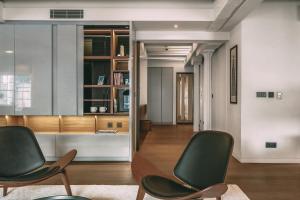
230,45,238,104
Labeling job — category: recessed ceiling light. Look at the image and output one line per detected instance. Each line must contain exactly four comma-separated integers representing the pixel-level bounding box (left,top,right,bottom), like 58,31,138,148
174,24,179,29
5,50,14,54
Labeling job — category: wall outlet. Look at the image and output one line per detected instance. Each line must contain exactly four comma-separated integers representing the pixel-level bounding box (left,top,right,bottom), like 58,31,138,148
266,142,277,148
268,92,274,98
107,122,113,128
117,122,122,128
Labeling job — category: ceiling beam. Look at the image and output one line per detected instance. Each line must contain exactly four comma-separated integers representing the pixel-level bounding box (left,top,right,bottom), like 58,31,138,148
136,31,230,41
221,0,263,31
209,0,245,31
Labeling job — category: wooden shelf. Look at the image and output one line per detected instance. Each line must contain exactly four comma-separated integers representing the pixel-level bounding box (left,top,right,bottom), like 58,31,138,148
113,112,129,116
114,29,129,34
84,113,113,115
84,56,112,60
84,85,112,88
114,56,129,60
113,70,129,73
113,85,129,88
84,29,112,34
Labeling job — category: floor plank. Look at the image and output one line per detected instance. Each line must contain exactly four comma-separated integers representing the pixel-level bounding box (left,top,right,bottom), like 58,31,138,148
40,125,300,200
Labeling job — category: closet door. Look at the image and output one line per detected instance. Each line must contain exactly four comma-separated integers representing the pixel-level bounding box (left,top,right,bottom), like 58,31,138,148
14,25,52,115
161,67,173,124
53,25,78,115
0,25,15,115
148,67,162,123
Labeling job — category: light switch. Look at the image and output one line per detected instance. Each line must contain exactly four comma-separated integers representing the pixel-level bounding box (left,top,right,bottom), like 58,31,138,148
276,92,283,100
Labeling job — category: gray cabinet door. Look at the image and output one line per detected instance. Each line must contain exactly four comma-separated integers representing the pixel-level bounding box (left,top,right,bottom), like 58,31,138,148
0,25,15,115
53,25,78,115
161,67,173,123
148,67,162,123
14,25,52,115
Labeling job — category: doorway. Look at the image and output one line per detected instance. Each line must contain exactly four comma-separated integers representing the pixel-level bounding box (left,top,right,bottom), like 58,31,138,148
176,73,193,124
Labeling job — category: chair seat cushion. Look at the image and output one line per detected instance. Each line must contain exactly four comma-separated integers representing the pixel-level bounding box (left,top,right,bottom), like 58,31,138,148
142,175,197,198
0,166,60,182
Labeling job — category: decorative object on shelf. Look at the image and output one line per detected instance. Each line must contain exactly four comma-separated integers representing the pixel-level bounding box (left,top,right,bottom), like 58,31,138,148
97,75,105,85
230,45,238,104
120,45,125,57
114,98,118,113
123,90,130,110
90,106,98,113
124,78,129,85
99,106,107,113
114,73,123,85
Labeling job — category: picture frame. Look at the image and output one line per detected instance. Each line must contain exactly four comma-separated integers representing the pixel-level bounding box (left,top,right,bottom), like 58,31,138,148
230,45,238,104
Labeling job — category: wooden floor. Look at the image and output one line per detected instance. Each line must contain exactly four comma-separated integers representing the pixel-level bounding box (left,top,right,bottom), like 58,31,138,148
43,125,300,200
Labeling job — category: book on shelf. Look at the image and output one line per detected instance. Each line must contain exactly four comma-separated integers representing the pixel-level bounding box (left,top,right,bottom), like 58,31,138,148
114,72,124,85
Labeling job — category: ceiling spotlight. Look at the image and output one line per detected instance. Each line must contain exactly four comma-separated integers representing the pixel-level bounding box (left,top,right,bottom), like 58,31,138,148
174,24,179,29
5,50,14,54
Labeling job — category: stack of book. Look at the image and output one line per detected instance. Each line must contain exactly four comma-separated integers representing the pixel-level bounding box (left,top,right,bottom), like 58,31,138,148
113,73,124,85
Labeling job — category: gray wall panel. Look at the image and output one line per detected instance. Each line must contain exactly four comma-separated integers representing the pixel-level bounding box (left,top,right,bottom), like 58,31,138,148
53,25,78,115
162,67,173,123
14,25,52,115
0,25,15,115
148,67,162,123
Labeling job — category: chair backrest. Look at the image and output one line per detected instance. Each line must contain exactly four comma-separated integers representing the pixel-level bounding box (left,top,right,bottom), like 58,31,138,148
0,126,45,177
174,130,234,190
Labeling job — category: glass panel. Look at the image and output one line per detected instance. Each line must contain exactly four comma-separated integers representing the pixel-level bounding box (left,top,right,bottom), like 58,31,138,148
114,89,129,113
115,34,129,57
84,35,111,56
84,61,111,85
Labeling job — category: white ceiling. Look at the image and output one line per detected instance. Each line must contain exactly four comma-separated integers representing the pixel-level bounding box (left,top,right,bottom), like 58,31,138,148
134,21,212,31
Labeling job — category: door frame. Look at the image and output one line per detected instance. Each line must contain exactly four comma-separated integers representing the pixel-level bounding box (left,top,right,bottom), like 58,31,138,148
176,72,194,124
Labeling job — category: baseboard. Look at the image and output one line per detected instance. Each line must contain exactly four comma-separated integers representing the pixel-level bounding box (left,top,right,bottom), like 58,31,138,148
239,158,300,163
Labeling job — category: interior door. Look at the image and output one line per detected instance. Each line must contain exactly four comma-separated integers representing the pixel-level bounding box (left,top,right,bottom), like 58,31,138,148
148,67,162,124
161,67,173,124
176,73,193,123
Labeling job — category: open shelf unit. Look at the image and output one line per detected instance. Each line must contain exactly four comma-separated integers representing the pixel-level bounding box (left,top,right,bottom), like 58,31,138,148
83,26,130,115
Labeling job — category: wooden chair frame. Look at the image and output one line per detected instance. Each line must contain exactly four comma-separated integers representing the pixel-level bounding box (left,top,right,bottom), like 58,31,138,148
132,153,228,200
0,149,77,197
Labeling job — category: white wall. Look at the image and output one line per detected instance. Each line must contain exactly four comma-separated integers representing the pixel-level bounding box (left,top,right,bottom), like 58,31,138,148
211,23,242,159
212,0,300,163
240,1,300,163
148,60,193,124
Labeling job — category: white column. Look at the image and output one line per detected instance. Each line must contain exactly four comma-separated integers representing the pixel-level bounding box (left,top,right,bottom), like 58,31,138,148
202,50,214,130
193,63,200,132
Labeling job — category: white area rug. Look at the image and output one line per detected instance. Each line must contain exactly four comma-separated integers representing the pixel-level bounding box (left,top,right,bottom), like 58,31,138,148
0,185,249,200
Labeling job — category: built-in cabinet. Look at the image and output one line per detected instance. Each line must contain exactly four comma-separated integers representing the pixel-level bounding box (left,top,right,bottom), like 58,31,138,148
0,23,131,161
148,67,173,124
53,25,79,115
14,25,53,115
0,25,15,115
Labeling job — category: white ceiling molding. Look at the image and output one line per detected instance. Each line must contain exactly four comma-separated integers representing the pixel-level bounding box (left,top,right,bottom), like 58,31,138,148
220,0,263,31
209,0,245,31
184,42,223,67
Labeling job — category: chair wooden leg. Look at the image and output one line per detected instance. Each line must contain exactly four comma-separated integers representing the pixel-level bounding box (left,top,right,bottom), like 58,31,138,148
3,186,7,196
136,185,145,200
216,197,221,200
60,169,72,196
